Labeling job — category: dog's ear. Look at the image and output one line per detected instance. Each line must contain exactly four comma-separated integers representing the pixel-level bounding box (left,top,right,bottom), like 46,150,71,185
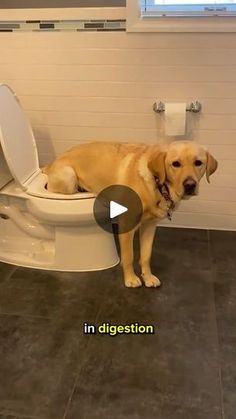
206,152,218,183
148,151,167,185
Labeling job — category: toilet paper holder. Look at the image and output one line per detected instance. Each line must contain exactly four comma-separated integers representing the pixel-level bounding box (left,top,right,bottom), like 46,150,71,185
153,101,202,113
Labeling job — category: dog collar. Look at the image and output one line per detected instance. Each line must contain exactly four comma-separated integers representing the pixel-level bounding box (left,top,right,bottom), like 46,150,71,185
154,177,175,221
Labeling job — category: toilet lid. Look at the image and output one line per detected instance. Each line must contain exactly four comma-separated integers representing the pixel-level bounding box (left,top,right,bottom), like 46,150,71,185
0,84,39,189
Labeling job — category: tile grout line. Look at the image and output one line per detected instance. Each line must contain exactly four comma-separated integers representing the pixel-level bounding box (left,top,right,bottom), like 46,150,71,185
207,229,226,419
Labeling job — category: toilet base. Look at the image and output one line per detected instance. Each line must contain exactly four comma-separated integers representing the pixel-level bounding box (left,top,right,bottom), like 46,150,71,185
0,219,120,272
0,250,120,272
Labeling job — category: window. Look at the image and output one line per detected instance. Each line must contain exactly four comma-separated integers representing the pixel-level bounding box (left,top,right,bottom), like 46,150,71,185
141,0,236,16
127,0,236,32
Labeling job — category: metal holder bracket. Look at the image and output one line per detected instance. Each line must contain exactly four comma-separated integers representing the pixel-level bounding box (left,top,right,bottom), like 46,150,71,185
153,101,202,113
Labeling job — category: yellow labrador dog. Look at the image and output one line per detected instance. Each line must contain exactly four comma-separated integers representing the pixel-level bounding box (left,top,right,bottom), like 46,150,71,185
43,141,217,288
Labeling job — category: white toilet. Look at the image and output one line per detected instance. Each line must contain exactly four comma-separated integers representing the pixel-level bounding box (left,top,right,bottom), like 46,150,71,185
0,84,119,271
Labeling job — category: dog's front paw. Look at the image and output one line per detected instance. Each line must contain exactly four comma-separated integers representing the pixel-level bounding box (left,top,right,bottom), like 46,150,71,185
142,274,161,288
125,275,142,288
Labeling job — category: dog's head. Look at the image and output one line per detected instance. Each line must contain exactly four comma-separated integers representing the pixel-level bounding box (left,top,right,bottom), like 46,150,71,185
148,141,218,199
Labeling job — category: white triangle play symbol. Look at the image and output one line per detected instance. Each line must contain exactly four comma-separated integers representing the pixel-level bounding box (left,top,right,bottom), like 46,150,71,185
110,200,128,219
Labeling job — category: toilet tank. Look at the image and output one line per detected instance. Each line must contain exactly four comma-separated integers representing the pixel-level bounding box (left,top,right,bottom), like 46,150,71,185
0,144,13,189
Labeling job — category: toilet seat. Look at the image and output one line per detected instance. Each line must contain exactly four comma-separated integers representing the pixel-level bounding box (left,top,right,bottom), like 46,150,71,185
0,84,95,201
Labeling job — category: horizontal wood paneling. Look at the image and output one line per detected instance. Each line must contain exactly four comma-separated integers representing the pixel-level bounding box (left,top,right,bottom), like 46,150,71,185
31,125,236,146
2,48,236,66
3,64,236,82
0,30,236,230
1,32,236,49
0,0,125,7
7,80,236,99
19,96,236,116
0,7,126,21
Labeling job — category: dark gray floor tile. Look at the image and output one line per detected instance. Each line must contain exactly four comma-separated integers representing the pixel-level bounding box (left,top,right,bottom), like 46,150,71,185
3,266,67,289
0,227,229,419
214,271,236,337
0,267,119,329
152,232,210,271
99,266,216,335
0,263,18,285
131,227,210,275
0,416,38,419
209,230,236,273
0,314,88,419
0,416,14,419
4,265,117,291
66,329,221,419
157,226,208,243
218,335,236,419
67,402,221,419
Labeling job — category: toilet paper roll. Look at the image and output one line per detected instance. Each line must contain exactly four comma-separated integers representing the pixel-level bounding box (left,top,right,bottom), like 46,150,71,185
165,103,186,136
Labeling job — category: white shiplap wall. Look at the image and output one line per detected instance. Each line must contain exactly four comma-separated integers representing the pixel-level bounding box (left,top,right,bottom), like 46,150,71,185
0,9,236,230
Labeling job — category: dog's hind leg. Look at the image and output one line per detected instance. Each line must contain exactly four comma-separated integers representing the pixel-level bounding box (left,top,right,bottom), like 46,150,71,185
139,220,161,288
47,165,78,194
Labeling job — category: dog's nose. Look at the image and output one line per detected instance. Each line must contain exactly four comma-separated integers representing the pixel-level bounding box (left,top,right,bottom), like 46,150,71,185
183,177,197,195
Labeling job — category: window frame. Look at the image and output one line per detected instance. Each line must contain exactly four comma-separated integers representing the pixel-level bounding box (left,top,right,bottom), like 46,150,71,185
141,0,236,17
126,0,236,32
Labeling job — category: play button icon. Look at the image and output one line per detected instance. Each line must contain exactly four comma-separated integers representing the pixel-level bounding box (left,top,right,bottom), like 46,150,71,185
110,201,128,219
93,185,143,234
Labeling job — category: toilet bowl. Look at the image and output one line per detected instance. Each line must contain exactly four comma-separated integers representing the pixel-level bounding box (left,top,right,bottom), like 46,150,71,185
0,84,119,271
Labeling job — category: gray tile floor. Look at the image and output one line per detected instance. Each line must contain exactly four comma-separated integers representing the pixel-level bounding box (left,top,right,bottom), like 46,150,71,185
0,227,235,419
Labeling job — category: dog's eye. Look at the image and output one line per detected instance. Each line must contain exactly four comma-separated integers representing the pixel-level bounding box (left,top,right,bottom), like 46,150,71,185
194,160,203,167
172,161,181,168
